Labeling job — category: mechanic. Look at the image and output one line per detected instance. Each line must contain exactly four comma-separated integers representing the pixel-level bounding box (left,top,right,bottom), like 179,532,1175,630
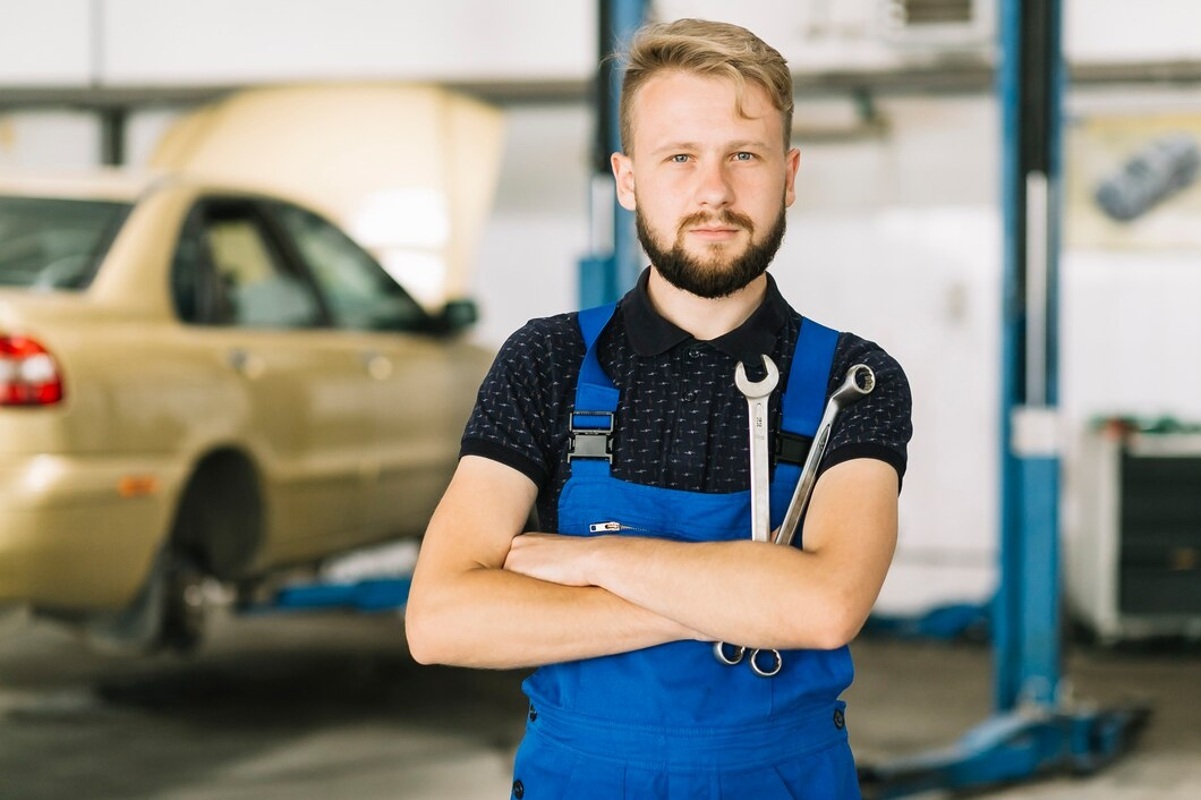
406,17,913,799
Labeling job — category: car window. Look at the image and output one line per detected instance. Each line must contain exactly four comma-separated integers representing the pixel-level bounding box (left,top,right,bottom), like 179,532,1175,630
0,197,130,290
173,201,324,330
269,202,429,332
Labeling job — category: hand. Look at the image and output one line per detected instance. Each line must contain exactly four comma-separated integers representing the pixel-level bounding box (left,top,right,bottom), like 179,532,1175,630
505,533,716,643
503,533,603,587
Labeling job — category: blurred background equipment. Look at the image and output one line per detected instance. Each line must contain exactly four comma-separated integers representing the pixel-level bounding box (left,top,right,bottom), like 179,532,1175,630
1068,417,1201,643
1093,132,1201,221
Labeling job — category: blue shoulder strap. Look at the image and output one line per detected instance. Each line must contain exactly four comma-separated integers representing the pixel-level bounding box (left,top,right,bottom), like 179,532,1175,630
574,302,620,418
780,317,839,437
569,303,620,476
771,317,839,538
570,305,839,474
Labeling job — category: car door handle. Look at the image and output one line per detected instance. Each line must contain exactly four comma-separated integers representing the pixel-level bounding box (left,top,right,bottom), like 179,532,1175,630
362,352,393,380
227,348,265,379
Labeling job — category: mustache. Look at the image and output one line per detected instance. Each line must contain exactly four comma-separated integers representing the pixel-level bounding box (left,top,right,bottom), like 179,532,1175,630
678,209,756,234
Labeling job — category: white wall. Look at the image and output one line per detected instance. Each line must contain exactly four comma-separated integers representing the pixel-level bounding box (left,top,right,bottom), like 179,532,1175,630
0,0,596,87
4,0,1201,88
0,0,93,85
1065,0,1201,63
0,111,100,168
471,104,592,345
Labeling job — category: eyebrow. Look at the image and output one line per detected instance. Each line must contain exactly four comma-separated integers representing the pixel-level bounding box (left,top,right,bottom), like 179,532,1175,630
650,140,771,156
726,140,771,151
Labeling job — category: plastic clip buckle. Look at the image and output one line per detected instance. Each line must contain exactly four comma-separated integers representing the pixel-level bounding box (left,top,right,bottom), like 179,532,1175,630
568,412,614,462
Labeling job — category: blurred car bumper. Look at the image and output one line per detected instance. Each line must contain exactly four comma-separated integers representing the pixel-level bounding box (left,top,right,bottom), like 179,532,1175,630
0,455,177,611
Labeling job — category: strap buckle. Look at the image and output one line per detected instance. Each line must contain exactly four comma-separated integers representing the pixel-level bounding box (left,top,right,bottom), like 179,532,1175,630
568,412,614,462
775,431,814,466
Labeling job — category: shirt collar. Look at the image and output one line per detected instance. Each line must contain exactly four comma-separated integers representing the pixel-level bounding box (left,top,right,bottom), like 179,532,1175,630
623,268,790,362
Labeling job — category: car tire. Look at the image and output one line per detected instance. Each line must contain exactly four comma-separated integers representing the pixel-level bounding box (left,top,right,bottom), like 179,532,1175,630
87,453,261,654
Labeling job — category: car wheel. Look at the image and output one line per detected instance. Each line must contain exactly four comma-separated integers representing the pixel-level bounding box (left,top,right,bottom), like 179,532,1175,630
88,452,261,654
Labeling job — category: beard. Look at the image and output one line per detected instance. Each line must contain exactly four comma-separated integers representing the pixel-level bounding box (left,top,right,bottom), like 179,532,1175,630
636,203,787,299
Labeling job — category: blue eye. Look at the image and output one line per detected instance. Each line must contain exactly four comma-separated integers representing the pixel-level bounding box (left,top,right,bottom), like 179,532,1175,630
671,154,690,163
734,152,754,161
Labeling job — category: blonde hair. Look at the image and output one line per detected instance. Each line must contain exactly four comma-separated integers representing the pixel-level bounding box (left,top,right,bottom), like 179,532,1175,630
619,18,794,155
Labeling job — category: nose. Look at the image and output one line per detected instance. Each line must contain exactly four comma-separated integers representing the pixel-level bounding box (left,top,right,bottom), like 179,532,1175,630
694,159,734,208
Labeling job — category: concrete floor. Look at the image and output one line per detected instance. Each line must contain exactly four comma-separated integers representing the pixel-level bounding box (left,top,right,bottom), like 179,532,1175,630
0,608,1198,799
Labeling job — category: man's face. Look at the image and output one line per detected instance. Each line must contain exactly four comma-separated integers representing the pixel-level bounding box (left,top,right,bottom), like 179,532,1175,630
612,71,800,299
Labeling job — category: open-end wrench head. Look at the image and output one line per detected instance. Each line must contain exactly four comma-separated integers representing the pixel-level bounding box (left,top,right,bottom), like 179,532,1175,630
734,354,780,398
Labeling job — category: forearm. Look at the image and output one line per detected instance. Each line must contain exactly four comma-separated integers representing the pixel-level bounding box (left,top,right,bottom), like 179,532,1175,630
408,456,703,669
513,460,899,652
405,562,701,669
588,537,858,651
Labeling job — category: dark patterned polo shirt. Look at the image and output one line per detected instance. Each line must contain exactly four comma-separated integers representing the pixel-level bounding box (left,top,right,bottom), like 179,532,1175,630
461,269,913,533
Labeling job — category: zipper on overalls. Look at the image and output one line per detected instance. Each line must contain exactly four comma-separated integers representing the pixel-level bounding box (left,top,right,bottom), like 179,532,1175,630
588,521,653,534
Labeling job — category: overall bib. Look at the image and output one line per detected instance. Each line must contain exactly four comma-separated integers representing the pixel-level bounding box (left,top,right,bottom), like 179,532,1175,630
510,304,861,799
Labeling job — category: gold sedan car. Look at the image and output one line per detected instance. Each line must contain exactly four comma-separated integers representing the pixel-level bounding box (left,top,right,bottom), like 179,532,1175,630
0,170,492,650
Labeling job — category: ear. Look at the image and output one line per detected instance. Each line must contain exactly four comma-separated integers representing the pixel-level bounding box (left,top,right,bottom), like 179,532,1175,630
783,147,801,208
611,152,637,211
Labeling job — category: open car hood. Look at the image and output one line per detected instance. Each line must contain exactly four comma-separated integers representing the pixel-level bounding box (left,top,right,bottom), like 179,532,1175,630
149,84,505,307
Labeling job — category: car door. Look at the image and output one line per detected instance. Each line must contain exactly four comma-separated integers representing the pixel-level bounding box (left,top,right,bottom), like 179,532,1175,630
267,201,483,541
172,198,376,560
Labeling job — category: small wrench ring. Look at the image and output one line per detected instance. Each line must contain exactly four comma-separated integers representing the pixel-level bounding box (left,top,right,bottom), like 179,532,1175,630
847,363,875,395
714,641,745,666
749,648,782,678
713,641,783,677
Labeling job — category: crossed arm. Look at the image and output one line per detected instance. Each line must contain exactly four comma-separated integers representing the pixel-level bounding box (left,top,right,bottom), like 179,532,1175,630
404,454,898,670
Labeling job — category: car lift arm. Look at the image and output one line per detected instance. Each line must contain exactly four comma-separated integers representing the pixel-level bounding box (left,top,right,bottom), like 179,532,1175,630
859,1,1151,795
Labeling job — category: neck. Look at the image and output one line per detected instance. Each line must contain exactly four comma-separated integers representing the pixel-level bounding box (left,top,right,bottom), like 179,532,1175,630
645,269,768,341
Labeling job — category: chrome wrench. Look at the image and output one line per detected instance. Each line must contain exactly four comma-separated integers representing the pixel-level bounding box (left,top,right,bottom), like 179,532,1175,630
714,353,782,675
775,364,876,547
734,354,779,543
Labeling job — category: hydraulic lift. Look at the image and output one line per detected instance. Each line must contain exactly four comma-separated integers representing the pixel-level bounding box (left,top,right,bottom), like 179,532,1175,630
858,0,1150,794
238,540,421,616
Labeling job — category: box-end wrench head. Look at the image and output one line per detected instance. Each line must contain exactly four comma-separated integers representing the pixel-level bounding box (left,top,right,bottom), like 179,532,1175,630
774,363,875,547
735,354,779,543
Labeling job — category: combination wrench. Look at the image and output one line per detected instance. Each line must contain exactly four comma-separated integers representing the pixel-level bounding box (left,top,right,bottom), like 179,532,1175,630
715,353,782,676
774,363,876,547
715,360,875,677
734,354,779,544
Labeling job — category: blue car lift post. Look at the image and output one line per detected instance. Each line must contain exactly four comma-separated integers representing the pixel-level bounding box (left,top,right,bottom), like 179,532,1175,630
579,0,647,308
859,0,1149,795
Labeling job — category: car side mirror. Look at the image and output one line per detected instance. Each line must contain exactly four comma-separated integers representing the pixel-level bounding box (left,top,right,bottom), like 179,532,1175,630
429,298,479,334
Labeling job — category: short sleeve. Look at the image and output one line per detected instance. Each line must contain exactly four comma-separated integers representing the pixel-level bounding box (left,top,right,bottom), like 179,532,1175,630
822,334,913,487
459,313,583,490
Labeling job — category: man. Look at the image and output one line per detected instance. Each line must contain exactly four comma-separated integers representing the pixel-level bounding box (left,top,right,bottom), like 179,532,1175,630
407,17,912,799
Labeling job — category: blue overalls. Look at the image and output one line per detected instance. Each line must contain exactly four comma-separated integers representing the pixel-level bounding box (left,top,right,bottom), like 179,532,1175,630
510,304,862,799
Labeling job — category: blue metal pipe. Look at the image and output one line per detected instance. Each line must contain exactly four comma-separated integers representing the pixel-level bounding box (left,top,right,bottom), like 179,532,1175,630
995,0,1066,713
579,0,647,308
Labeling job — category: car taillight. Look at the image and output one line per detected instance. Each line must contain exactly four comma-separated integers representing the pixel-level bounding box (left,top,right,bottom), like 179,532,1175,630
0,336,64,406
